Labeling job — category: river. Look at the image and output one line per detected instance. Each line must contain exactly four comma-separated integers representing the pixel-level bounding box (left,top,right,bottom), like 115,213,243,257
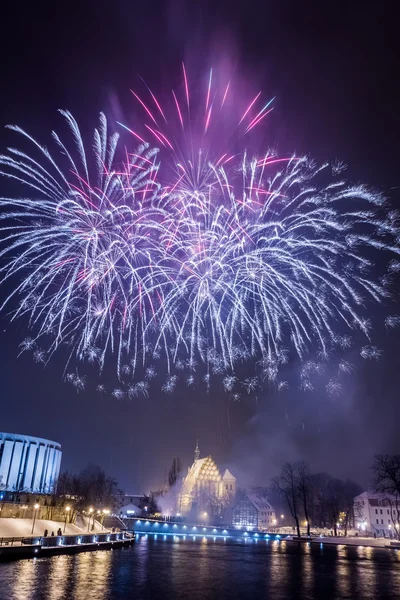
0,536,399,599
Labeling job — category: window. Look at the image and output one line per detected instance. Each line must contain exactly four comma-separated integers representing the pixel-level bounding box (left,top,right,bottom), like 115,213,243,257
388,510,390,515
380,509,383,515
375,509,378,514
230,485,232,491
376,519,379,524
388,519,391,524
362,501,364,505
381,519,384,525
226,484,228,490
232,498,258,529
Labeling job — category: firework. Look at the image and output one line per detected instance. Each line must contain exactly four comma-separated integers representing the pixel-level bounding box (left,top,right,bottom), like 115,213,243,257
0,110,165,380
0,67,399,398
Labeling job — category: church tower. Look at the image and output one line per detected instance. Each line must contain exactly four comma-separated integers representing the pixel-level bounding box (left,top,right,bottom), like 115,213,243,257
178,442,237,515
194,440,200,462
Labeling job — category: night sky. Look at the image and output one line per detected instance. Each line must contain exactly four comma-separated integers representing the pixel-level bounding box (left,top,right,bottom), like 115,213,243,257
0,0,399,493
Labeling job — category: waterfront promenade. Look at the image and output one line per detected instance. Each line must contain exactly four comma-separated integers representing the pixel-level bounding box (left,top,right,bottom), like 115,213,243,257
0,531,133,561
129,517,396,549
0,515,134,561
0,517,104,538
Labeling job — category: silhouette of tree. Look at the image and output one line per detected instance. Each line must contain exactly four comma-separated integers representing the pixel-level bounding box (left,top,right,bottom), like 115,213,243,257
272,462,301,537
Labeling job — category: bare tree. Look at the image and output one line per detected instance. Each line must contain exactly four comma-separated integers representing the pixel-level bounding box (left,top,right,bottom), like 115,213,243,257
295,461,312,536
272,463,301,537
311,473,332,528
326,478,344,536
342,480,363,535
139,493,159,515
167,457,182,513
168,458,182,488
52,465,121,522
372,454,400,540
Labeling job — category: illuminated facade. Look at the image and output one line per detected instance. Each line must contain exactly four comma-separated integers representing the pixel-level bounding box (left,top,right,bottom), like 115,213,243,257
354,491,400,537
0,432,62,494
232,493,276,531
178,442,236,515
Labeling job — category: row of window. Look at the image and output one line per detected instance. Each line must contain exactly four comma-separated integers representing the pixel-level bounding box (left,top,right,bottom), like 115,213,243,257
259,520,274,524
376,519,391,525
357,500,394,508
375,508,391,515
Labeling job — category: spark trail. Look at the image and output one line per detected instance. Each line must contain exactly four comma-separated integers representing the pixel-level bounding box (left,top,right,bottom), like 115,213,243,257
0,67,399,397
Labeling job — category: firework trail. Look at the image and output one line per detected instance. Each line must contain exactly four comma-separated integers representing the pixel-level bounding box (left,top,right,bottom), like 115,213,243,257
0,110,165,379
0,66,399,397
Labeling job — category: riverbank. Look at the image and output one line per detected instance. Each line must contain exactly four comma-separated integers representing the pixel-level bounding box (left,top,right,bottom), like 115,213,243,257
0,531,134,561
130,518,398,550
0,517,106,538
288,534,400,548
287,535,386,547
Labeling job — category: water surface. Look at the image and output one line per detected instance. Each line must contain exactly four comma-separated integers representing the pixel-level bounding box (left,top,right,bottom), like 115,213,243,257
0,536,399,599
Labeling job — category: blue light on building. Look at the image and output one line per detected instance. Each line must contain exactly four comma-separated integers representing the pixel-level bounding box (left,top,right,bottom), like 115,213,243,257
0,432,62,493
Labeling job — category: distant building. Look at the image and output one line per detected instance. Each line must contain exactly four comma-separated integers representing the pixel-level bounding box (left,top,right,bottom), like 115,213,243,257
0,432,61,495
113,494,143,516
115,494,143,508
354,491,400,537
178,442,236,516
231,493,276,531
118,502,141,518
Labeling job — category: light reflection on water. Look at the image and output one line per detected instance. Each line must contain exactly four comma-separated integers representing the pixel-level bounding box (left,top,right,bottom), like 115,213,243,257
46,553,72,600
1,538,400,600
9,559,38,600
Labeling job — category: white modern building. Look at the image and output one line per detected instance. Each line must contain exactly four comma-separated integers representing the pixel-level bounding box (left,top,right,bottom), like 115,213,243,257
354,491,400,537
0,432,62,495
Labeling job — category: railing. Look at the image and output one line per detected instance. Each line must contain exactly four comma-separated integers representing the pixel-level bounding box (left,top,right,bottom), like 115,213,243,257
1,531,131,547
0,537,24,547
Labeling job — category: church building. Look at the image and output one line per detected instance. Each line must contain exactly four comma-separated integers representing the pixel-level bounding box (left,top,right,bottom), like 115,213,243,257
178,442,236,516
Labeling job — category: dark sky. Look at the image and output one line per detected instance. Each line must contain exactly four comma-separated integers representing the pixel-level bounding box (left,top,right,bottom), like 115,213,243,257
0,0,399,492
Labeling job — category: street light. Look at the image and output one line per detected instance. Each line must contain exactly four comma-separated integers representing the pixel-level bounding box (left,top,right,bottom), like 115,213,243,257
87,507,94,532
63,506,71,533
31,503,40,535
280,514,284,519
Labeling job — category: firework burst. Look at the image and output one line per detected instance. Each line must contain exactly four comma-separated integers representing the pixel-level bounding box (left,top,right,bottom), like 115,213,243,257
0,111,166,379
0,66,399,397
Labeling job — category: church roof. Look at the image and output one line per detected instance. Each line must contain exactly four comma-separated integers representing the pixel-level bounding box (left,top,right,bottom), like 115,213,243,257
188,458,208,480
222,469,236,481
246,494,274,512
182,455,224,496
